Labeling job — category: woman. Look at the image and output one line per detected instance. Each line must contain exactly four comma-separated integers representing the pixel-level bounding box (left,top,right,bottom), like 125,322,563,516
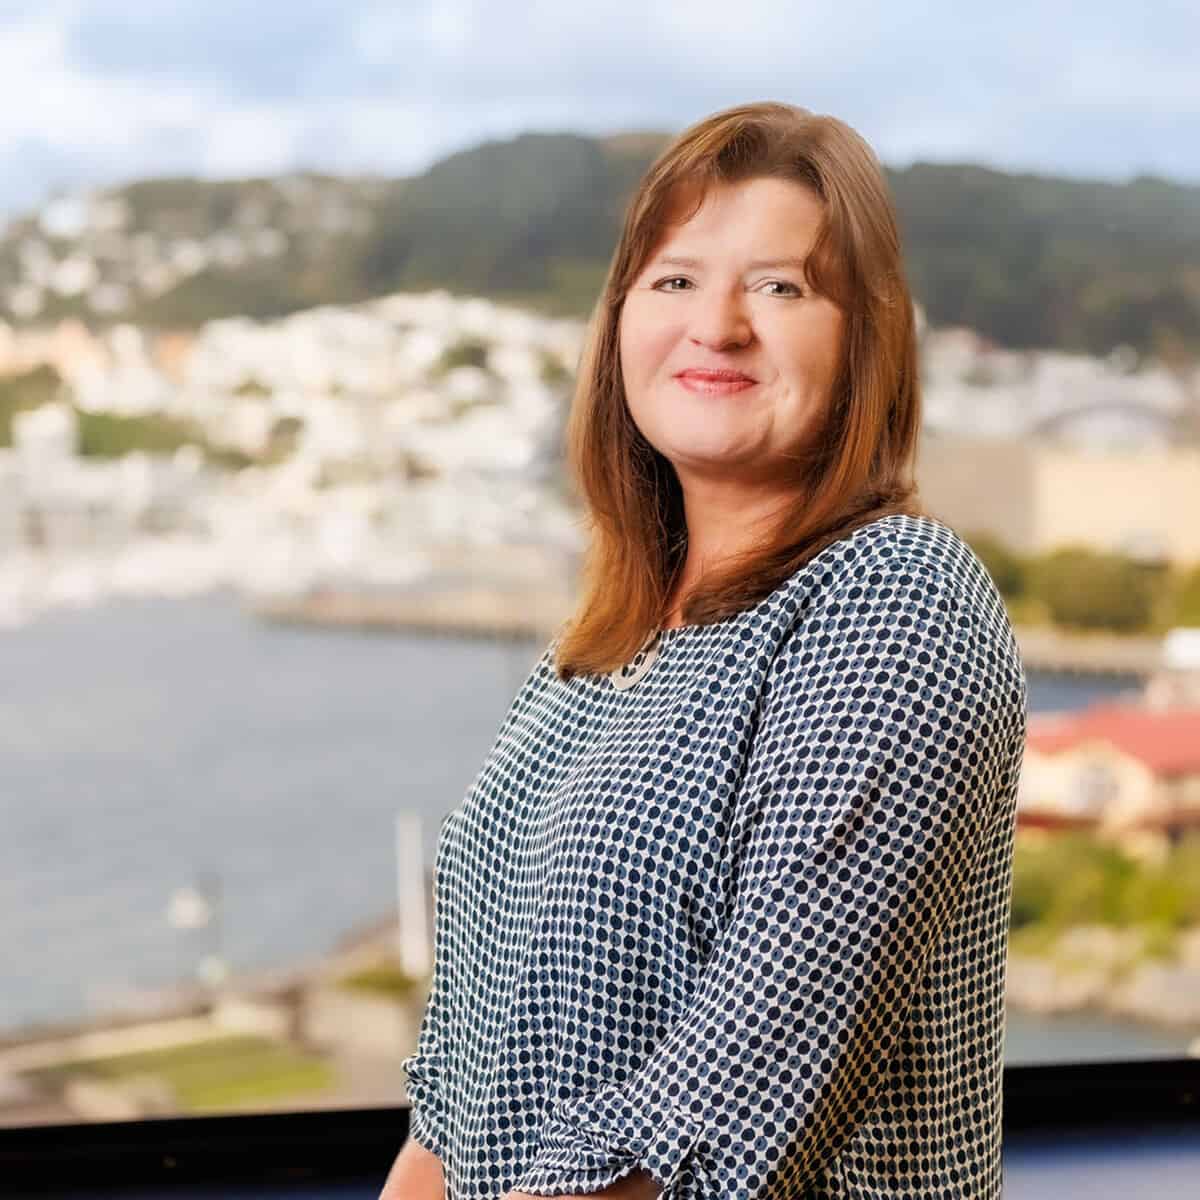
381,101,1028,1200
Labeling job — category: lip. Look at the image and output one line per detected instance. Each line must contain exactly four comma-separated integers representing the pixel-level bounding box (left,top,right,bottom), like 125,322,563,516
674,368,758,395
675,368,758,382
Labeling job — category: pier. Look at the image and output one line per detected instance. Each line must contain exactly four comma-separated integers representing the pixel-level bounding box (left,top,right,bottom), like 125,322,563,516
251,583,1169,677
1012,625,1161,678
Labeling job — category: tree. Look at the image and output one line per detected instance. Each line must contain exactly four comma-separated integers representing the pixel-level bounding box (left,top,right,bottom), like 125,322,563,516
1169,562,1200,627
961,529,1026,598
0,364,66,445
1029,546,1158,632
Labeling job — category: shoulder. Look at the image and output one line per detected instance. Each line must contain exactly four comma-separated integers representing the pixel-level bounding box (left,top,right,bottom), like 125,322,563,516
761,511,1028,733
782,511,1027,711
797,512,1003,617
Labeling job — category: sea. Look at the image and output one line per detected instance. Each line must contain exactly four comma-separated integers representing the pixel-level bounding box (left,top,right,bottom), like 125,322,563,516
1,591,1192,1066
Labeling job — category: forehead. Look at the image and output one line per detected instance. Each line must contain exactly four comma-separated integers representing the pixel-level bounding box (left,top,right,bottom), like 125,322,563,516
650,176,824,256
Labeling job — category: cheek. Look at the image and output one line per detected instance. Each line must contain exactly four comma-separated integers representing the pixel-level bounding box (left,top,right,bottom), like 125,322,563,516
819,309,846,377
619,298,681,385
780,313,843,388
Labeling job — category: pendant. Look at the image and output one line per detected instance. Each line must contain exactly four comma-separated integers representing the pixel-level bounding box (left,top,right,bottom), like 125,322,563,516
608,630,663,691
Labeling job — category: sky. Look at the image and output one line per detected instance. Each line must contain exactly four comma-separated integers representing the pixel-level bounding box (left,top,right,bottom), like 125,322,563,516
2,0,1197,218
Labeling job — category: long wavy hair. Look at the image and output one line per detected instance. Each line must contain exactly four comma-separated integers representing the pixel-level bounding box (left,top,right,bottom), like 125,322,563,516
552,101,927,681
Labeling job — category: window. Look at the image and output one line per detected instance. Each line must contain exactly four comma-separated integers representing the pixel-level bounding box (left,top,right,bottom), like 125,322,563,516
2,0,1197,1157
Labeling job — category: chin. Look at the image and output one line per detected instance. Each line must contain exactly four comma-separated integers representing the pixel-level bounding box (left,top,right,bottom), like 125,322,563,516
662,439,760,473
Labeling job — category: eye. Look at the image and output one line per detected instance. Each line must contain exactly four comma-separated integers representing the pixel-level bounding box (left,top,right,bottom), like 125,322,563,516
758,279,805,297
651,276,693,291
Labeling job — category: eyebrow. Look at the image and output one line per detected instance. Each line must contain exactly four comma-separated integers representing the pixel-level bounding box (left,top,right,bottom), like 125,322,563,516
652,254,809,271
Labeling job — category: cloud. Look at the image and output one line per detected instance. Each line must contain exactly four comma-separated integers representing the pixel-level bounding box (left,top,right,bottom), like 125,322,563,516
0,0,1196,217
62,0,367,99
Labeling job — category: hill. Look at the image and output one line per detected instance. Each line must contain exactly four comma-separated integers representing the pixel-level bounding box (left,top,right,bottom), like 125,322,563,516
2,131,1197,359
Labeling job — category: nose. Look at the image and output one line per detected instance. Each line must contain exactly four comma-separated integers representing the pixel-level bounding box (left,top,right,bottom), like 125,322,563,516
687,286,753,351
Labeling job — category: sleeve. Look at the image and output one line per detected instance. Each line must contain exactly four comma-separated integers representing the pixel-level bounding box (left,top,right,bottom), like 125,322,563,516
509,555,1026,1200
399,817,455,1159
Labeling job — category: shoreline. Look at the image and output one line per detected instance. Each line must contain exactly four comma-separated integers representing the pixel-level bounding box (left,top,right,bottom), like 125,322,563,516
249,585,1163,678
3,913,1196,1124
1006,923,1200,1040
5,914,1198,1054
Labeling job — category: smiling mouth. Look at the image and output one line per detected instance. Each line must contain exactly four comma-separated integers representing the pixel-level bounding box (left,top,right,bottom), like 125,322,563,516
674,373,758,395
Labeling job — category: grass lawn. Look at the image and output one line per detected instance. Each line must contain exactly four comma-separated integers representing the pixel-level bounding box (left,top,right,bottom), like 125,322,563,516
30,1033,336,1112
337,961,422,999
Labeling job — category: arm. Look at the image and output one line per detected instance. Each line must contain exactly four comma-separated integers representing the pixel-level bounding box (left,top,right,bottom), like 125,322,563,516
398,969,451,1163
509,555,1026,1200
504,1171,660,1200
379,1135,445,1200
390,819,455,1190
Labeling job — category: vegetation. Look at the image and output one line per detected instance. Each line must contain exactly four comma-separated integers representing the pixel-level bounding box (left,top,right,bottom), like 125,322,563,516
4,137,1198,359
1,362,252,468
353,140,1200,359
75,408,193,457
0,364,65,444
961,529,1027,599
338,960,423,999
538,348,573,388
72,407,253,470
263,415,304,464
28,1033,335,1112
233,375,272,398
1009,831,1200,958
432,335,491,377
887,164,1200,358
1029,546,1164,632
1170,562,1200,626
959,530,1200,635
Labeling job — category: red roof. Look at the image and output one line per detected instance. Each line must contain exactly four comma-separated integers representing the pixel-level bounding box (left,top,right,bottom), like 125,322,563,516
1026,703,1200,778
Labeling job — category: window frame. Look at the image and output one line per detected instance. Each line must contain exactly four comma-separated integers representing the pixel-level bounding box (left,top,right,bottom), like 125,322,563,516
1,1057,1198,1192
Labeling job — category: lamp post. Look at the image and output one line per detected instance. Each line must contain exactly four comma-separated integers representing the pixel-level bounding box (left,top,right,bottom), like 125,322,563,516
395,810,431,979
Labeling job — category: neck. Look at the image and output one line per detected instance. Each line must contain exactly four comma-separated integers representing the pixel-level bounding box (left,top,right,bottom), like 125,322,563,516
663,480,796,622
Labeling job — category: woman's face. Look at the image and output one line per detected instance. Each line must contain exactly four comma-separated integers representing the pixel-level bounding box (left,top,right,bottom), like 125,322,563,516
618,176,844,491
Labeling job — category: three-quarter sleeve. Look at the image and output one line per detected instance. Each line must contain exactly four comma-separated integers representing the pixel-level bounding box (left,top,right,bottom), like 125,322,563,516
399,985,450,1158
399,817,456,1160
510,554,1026,1200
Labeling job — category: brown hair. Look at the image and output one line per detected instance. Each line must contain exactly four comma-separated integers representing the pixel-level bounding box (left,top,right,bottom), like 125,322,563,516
552,100,926,681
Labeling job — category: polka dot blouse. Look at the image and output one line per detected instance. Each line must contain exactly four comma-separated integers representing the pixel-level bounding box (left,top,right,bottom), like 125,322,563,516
401,512,1029,1199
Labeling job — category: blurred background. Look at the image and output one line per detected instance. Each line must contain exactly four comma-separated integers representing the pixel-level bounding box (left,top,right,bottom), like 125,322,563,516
2,0,1199,1132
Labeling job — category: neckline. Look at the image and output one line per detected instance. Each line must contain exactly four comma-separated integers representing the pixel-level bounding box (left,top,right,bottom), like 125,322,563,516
657,623,698,641
650,512,920,648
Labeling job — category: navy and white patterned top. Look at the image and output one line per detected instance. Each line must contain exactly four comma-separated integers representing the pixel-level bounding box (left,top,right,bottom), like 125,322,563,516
401,512,1028,1200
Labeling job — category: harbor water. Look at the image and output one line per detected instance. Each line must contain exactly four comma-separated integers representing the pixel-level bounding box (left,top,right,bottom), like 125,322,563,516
0,591,1184,1066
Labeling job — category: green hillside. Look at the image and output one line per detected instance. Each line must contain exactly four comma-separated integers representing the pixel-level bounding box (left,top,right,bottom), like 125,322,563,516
2,131,1198,358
